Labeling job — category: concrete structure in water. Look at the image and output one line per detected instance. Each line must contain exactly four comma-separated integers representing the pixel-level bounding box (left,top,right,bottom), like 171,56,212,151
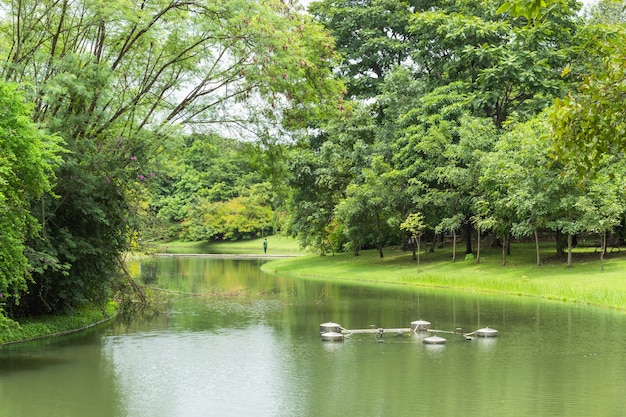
319,320,499,344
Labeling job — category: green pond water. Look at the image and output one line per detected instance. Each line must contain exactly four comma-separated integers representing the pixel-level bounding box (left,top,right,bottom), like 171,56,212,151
1,256,626,417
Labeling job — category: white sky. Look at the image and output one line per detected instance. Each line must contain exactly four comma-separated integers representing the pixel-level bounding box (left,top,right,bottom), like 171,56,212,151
298,0,598,12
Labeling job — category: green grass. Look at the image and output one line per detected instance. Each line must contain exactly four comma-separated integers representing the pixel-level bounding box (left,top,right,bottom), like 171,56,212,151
0,302,117,345
155,235,304,255
261,242,626,311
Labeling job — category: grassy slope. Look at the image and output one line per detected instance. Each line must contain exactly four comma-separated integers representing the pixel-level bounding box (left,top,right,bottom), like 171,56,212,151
260,241,626,310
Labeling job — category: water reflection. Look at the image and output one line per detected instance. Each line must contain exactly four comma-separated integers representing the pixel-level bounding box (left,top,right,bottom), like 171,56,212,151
0,330,122,417
1,256,626,417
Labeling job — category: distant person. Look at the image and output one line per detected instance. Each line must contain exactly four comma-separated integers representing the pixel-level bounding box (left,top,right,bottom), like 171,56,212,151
263,238,268,254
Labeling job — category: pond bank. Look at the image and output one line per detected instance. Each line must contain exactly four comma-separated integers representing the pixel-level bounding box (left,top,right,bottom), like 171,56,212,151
261,245,626,311
0,303,117,346
153,253,301,259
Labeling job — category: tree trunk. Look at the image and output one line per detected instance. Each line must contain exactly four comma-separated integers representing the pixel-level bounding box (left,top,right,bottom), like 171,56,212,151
463,221,472,255
501,234,507,266
555,230,565,258
452,230,457,262
429,233,438,253
464,222,473,254
416,235,421,272
506,234,511,256
476,227,481,264
534,228,541,266
376,214,383,258
567,233,573,268
600,231,606,272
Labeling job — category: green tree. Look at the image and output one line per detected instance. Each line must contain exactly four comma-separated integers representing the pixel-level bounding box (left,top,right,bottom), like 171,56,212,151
479,114,561,266
304,0,580,259
585,0,626,25
335,156,402,257
400,212,427,267
286,102,376,253
574,164,625,270
309,0,415,98
551,26,626,174
0,82,62,305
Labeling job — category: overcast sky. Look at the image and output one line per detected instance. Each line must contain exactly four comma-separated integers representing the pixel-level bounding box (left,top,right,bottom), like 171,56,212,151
298,0,598,12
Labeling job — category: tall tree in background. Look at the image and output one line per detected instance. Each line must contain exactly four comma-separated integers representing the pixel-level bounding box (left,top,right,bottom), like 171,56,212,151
309,0,415,99
0,0,344,314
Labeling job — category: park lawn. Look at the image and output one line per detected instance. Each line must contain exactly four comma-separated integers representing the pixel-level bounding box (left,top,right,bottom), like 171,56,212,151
155,234,303,255
261,242,626,311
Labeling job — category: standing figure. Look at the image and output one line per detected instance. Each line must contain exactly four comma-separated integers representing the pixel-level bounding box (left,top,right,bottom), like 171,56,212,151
263,238,268,254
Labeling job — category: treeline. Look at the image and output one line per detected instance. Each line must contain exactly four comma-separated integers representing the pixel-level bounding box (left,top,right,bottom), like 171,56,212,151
152,0,626,268
279,0,626,267
147,134,278,241
1,0,625,324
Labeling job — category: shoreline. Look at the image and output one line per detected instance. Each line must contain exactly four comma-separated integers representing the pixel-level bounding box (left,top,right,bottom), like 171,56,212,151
1,314,116,347
260,247,626,311
153,252,301,259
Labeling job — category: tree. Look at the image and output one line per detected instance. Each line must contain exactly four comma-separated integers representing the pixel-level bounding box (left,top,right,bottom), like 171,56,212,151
148,133,273,241
335,156,403,258
551,26,626,174
400,212,427,268
0,82,62,306
309,0,415,98
574,164,625,270
286,102,375,253
408,0,579,127
479,114,557,266
584,0,626,25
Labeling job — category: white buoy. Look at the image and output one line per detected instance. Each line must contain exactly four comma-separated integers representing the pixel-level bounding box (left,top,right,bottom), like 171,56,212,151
321,332,344,342
423,335,446,345
476,327,498,337
411,320,431,332
320,322,342,334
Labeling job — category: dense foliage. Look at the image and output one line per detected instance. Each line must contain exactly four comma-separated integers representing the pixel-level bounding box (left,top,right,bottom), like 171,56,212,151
1,0,625,323
149,134,277,241
283,0,625,262
0,82,62,305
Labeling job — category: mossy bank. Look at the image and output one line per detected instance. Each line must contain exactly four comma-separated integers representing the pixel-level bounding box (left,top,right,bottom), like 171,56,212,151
0,302,117,346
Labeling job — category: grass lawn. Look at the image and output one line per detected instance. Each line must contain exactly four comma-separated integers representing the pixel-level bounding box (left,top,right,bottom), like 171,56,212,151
261,240,626,311
154,235,303,255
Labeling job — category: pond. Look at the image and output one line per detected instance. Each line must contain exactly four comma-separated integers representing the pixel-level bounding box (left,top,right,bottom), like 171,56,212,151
1,256,626,417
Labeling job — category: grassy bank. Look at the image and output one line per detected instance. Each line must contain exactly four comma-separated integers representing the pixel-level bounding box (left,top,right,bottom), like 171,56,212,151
261,242,626,311
154,235,304,255
0,302,117,345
